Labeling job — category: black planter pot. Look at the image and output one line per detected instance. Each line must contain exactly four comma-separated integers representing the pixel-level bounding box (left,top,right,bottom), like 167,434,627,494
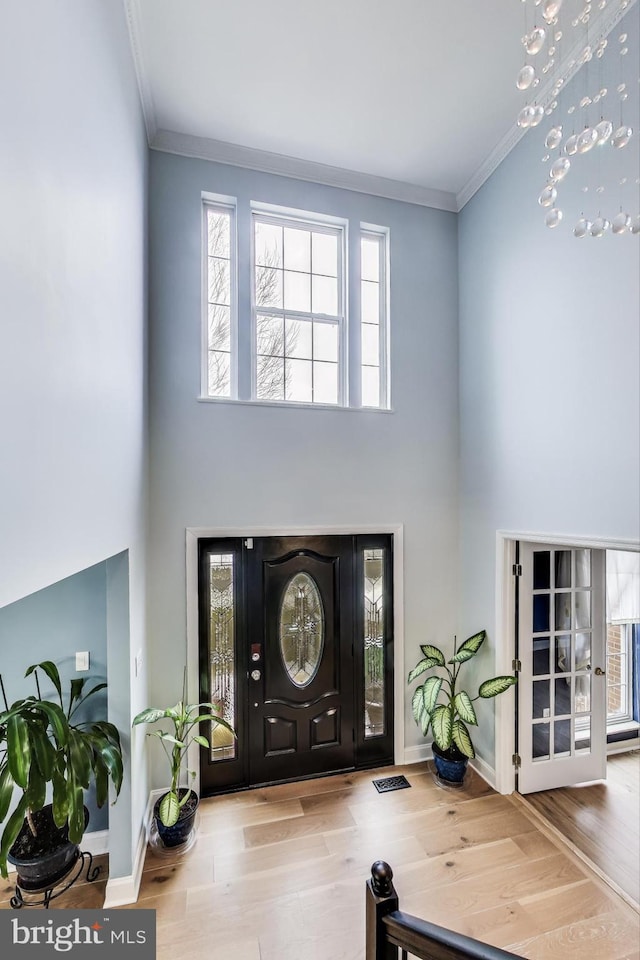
432,743,469,786
7,805,89,891
153,790,198,848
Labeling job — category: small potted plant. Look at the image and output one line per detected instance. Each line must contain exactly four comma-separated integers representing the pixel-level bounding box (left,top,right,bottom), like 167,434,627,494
408,631,516,786
133,670,235,849
0,661,123,883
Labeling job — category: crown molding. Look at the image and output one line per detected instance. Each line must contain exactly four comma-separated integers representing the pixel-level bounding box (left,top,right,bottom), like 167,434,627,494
150,129,458,212
123,0,157,142
457,0,638,210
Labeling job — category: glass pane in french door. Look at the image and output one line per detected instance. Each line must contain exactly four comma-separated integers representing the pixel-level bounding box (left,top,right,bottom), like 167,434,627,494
531,547,593,763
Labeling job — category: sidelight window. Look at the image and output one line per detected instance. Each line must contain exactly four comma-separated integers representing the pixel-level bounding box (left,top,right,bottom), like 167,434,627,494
208,553,236,761
364,548,386,738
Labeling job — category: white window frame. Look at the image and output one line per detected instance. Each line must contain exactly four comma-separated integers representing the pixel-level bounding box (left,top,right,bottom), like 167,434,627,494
250,203,347,407
201,193,238,400
360,224,390,410
606,621,635,725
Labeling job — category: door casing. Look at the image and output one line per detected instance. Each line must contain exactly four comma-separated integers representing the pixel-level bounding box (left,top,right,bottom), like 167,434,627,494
185,524,405,797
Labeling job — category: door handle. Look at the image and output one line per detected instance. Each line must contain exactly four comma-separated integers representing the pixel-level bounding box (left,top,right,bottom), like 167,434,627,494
251,669,261,681
594,666,606,676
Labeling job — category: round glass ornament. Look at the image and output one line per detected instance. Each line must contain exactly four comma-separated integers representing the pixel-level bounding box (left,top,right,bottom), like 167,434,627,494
518,105,535,128
611,125,632,148
564,134,579,155
590,217,611,236
543,0,563,22
545,126,563,149
550,157,570,181
574,218,592,237
530,105,545,127
526,27,546,55
612,212,631,234
539,184,558,206
545,208,563,228
517,65,536,90
577,127,598,153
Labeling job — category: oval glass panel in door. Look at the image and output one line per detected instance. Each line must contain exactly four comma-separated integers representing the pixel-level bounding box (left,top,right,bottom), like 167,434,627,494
279,572,325,687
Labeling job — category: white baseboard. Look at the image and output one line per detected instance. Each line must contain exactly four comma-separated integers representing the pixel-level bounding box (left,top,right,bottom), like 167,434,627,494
103,791,162,908
469,754,497,789
403,743,433,764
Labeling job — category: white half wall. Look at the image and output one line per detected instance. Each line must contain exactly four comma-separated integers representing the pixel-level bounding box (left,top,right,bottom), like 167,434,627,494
0,0,149,882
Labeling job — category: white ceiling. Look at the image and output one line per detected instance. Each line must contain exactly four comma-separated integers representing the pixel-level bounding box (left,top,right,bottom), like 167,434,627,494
127,1,534,207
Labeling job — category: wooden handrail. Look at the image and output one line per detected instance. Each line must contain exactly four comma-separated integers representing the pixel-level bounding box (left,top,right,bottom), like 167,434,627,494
366,862,523,960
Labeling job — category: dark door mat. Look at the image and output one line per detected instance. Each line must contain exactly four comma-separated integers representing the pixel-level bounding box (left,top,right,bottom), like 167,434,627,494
372,775,411,793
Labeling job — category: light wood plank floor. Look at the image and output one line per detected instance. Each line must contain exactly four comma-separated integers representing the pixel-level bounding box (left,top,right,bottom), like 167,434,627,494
521,749,640,909
2,763,638,960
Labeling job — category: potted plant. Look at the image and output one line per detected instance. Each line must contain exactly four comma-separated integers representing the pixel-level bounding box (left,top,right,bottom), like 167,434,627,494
0,660,123,883
408,631,516,786
133,670,235,848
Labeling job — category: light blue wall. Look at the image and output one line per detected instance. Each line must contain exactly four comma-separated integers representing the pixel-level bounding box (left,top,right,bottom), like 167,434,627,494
148,152,460,766
0,0,149,879
0,563,109,831
458,4,640,766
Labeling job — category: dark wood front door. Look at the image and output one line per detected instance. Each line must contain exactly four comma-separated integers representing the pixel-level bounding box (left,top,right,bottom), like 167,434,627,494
198,533,394,796
247,537,355,785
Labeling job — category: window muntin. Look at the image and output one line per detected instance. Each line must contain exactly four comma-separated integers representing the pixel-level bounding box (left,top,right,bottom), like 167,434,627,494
204,200,236,399
253,213,344,405
360,228,389,409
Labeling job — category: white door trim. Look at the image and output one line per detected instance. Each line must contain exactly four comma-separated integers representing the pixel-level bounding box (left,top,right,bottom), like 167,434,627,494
185,523,405,796
495,530,640,795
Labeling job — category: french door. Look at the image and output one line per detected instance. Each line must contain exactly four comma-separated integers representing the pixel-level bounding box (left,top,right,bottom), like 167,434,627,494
198,534,394,794
517,542,607,793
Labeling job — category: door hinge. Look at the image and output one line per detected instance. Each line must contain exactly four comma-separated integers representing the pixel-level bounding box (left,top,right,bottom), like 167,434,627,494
512,753,521,768
244,538,254,549
352,728,355,743
512,564,522,577
512,658,522,672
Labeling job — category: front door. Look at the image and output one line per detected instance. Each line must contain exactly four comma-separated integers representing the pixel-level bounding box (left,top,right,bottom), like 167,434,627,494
517,542,607,793
198,533,394,795
247,537,355,785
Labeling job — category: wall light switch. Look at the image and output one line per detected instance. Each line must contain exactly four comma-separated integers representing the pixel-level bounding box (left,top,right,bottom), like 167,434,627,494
76,651,90,672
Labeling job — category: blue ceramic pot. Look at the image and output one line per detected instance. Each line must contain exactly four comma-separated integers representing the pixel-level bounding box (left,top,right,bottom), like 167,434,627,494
432,743,468,785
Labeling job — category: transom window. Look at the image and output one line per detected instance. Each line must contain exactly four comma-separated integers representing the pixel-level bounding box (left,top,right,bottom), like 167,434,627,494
202,195,390,410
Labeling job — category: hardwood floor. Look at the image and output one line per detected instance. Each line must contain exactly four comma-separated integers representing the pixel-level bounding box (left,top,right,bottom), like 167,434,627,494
521,749,640,909
1,762,638,960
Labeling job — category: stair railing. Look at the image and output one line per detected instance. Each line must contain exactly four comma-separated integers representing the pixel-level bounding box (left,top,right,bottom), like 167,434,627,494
366,861,524,960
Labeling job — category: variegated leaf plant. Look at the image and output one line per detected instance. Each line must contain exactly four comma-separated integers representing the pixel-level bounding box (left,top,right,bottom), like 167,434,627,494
408,631,516,759
133,669,235,827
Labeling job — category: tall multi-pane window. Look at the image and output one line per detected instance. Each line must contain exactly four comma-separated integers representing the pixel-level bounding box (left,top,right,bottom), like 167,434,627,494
360,228,388,409
253,212,344,405
205,200,235,398
202,197,390,409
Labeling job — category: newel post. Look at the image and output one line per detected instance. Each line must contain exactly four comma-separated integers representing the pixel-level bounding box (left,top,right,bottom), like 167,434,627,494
366,861,399,960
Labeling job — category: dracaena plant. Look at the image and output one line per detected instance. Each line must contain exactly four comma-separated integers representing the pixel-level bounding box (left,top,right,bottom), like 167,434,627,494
408,631,516,759
0,661,123,878
132,670,235,828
